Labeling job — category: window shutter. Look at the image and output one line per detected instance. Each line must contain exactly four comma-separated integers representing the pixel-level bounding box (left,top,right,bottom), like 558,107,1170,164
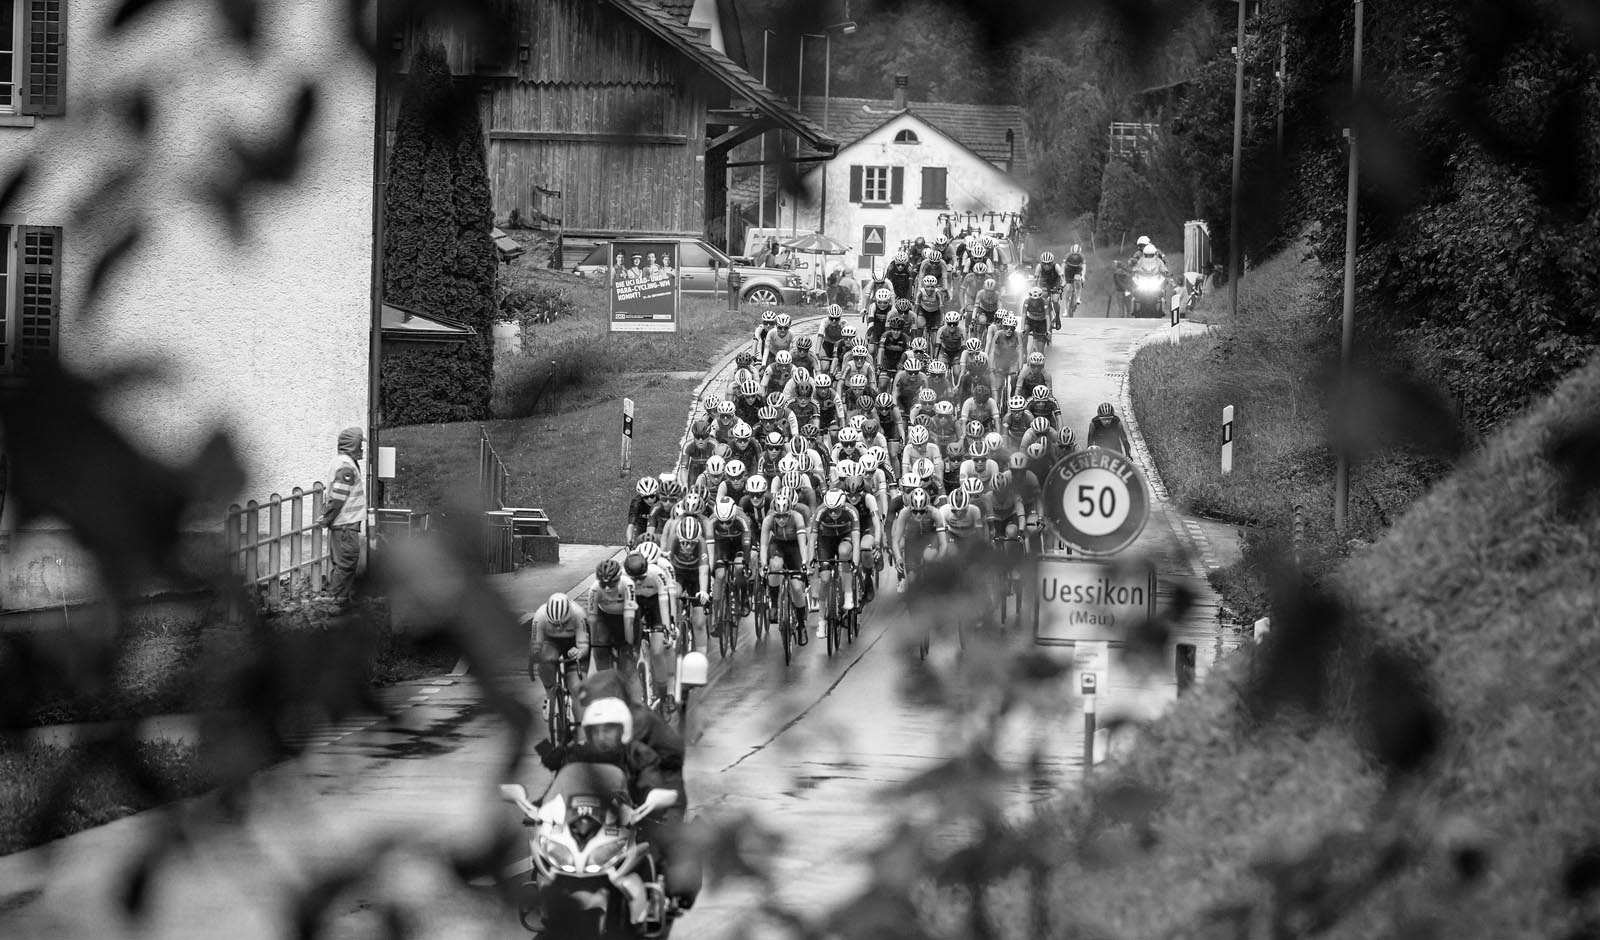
16,226,61,368
929,167,947,208
919,167,933,207
890,166,904,205
849,165,863,204
20,0,67,117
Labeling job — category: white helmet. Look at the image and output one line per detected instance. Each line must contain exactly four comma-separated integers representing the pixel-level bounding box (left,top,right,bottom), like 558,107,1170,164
1143,244,1159,256
706,455,726,476
543,592,571,622
1136,236,1151,247
581,696,633,744
714,497,738,522
776,313,792,328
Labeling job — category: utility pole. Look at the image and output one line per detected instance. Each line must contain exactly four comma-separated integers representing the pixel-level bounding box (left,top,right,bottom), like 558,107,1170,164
1228,0,1247,321
1334,0,1364,533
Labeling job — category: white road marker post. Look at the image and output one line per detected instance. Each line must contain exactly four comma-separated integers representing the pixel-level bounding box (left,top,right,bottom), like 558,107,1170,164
620,398,635,477
1082,670,1097,775
1221,405,1235,475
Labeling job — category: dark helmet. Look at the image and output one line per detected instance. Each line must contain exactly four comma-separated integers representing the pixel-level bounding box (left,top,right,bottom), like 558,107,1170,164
596,559,621,582
623,554,647,578
1097,402,1115,417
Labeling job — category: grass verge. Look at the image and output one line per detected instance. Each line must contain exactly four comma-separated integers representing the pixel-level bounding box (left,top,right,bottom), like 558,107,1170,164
0,740,213,855
385,377,699,545
1044,351,1600,940
1128,243,1451,619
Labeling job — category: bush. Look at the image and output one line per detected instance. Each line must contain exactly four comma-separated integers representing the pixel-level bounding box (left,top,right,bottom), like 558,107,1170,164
381,340,494,427
498,285,579,331
491,338,617,418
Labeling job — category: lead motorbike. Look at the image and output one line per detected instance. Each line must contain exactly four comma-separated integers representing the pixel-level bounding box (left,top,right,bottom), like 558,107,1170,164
500,767,675,939
1130,267,1172,318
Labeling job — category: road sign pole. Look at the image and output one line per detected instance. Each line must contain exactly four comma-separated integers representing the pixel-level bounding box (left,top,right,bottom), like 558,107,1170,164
1082,683,1097,774
1221,405,1234,474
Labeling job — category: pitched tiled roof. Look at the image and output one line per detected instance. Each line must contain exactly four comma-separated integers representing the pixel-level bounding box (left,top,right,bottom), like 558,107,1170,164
794,96,1029,178
657,0,695,22
605,0,837,152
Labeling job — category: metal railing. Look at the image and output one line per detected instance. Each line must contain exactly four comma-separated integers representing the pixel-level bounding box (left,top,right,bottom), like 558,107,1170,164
224,484,331,613
479,426,509,511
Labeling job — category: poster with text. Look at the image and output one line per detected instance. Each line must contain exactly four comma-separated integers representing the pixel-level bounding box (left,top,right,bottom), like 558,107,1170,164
608,241,681,333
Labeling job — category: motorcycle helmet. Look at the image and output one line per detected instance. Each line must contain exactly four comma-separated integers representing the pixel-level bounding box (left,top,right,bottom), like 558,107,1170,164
582,697,633,745
1143,244,1159,256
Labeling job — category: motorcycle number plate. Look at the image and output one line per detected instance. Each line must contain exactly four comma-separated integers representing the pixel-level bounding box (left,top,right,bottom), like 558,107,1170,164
604,826,620,836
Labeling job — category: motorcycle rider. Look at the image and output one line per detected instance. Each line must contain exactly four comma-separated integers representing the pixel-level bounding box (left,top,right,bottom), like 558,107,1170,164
1086,402,1133,453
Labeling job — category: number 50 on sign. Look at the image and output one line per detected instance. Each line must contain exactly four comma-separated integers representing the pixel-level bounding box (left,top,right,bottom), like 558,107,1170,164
1041,447,1151,556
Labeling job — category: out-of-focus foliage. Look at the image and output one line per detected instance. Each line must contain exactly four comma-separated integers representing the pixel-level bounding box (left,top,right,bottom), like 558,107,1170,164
380,43,497,427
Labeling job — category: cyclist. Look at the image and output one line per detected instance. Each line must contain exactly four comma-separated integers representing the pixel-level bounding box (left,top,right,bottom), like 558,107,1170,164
840,374,874,423
918,247,948,293
759,490,813,643
892,358,926,427
1000,395,1033,449
812,373,843,436
838,343,878,393
892,487,947,593
1027,384,1062,428
1007,451,1045,547
738,472,771,522
754,431,788,479
626,476,662,546
621,548,674,711
683,421,719,484
901,423,943,479
732,380,764,428
973,276,1001,327
791,336,820,378
756,404,797,443
1015,352,1052,402
784,376,821,431
862,287,894,360
724,423,760,471
819,305,847,373
761,350,795,396
911,455,946,502
873,392,905,464
731,350,761,388
986,313,1021,388
878,315,911,376
837,459,885,605
582,559,639,702
809,488,862,635
711,400,740,446
659,513,712,654
1021,417,1059,462
710,496,755,623
1086,402,1133,453
886,250,916,299
913,275,947,336
1022,287,1051,355
929,400,962,452
526,592,587,726
1063,244,1087,316
894,297,921,342
923,359,955,405
940,487,985,552
754,309,777,359
960,438,1001,490
692,455,727,498
764,312,795,366
961,383,999,434
716,459,750,506
935,310,966,367
955,353,992,404
1035,251,1065,329
645,479,685,540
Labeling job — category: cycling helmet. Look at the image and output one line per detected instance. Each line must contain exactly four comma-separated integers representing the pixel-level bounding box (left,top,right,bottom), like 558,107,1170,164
1009,452,1029,471
773,492,793,514
762,310,777,324
944,311,961,325
705,456,726,476
826,304,844,319
913,457,936,480
1027,352,1046,367
994,470,1013,490
969,439,991,458
949,489,970,512
983,278,998,291
895,298,914,313
935,401,955,416
757,405,779,422
661,480,685,501
1143,244,1159,257
920,248,935,262
1003,314,1019,327
981,237,995,250
984,431,1003,452
596,559,621,584
961,477,985,496
795,336,812,350
815,374,833,389
778,455,801,474
917,388,937,404
788,436,809,456
637,541,663,564
1031,417,1051,433
1026,441,1047,459
928,360,948,375
794,379,814,394
806,451,826,474
861,417,881,438
921,275,938,289
767,391,787,408
842,325,858,338
637,477,661,497
776,313,792,328
718,400,737,415
624,554,647,578
799,422,820,439
1136,235,1151,247
746,475,768,494
1032,385,1052,401
875,392,894,409
543,593,571,622
935,235,949,247
680,492,705,516
888,316,908,332
838,427,862,445
964,338,980,352
836,459,861,479
714,497,738,522
702,394,721,412
908,488,931,511
851,344,870,358
1039,251,1055,263
1028,287,1044,301
905,358,924,375
909,425,931,445
1008,395,1026,411
691,420,712,439
910,337,929,353
823,489,847,510
782,469,804,490
901,471,921,490
581,697,632,744
764,431,786,450
1060,427,1076,448
966,420,985,440
1098,402,1115,417
731,422,753,442
677,515,704,541
736,351,756,368
725,459,746,478
848,374,868,390
738,379,760,397
894,251,909,264
971,352,988,365
775,350,793,366
974,262,991,274
874,287,894,304
866,445,888,465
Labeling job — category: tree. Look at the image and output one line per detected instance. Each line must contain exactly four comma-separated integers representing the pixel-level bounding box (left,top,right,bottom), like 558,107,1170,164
380,43,497,426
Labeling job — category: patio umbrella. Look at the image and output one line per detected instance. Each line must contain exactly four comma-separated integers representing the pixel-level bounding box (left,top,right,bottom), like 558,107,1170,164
780,232,852,254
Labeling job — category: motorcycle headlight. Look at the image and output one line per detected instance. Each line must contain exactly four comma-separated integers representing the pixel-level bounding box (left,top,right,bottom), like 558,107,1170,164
538,837,577,872
785,275,803,288
1007,273,1028,292
585,839,628,872
1134,275,1163,290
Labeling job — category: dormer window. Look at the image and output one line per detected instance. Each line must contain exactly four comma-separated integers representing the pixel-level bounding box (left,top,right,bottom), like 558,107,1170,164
893,129,919,144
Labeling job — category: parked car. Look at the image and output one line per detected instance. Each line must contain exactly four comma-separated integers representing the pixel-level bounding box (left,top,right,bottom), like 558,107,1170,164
573,239,805,305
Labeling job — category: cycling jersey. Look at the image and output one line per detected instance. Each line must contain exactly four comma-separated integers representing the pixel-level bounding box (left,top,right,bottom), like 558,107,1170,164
1027,399,1059,424
669,535,706,570
942,504,985,540
887,263,914,297
1036,264,1063,291
916,289,944,313
628,494,659,533
683,439,718,479
531,609,586,642
712,515,752,549
734,397,763,428
974,288,1000,312
1087,416,1131,452
897,507,941,542
960,457,999,486
1016,368,1051,399
1023,300,1050,332
766,329,794,356
589,580,628,616
813,505,860,538
764,509,807,543
937,325,965,354
1001,411,1033,441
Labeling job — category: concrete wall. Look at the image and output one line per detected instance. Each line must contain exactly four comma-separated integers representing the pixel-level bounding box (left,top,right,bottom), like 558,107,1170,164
0,0,373,610
788,112,1028,276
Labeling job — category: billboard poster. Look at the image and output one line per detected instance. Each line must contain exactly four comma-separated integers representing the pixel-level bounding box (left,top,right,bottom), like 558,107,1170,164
608,241,681,333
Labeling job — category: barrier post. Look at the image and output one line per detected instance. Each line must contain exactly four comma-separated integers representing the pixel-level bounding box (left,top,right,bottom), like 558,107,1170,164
1221,405,1235,474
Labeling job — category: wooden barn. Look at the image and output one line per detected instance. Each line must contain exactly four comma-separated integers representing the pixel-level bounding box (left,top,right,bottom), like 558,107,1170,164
391,0,836,256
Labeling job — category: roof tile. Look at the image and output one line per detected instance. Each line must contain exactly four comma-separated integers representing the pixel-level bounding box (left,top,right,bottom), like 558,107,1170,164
794,96,1029,178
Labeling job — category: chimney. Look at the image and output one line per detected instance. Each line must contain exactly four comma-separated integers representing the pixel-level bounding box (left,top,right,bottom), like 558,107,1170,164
892,74,907,110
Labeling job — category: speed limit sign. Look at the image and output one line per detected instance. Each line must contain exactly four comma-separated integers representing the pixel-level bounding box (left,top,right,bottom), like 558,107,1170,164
1041,447,1151,555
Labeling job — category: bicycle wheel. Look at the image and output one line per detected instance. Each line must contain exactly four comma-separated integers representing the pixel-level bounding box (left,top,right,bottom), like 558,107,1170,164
546,686,567,745
754,582,769,644
677,688,691,733
779,590,793,666
715,588,730,659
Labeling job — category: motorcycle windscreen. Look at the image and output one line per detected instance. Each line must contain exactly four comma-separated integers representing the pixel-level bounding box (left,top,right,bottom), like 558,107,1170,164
544,762,629,806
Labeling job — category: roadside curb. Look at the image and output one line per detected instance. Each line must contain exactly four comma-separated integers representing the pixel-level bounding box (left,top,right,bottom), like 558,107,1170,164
1115,368,1223,583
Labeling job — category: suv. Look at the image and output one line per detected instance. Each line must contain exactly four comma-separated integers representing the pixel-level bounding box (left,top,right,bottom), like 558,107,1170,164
573,239,805,305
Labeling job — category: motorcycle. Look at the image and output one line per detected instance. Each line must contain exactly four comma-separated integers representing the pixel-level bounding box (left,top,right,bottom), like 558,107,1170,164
500,769,675,939
1130,270,1171,318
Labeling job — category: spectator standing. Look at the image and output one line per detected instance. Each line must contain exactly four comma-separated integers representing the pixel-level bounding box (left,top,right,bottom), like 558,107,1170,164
319,426,366,608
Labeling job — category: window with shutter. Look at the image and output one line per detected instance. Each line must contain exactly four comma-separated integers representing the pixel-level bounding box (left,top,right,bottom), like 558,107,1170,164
889,167,904,205
21,0,64,117
919,167,948,209
9,225,60,371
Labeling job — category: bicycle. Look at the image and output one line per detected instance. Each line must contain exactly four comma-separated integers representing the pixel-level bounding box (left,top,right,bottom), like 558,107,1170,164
767,567,808,666
814,559,854,657
990,530,1025,627
634,619,672,722
711,561,745,660
671,595,699,731
544,653,586,748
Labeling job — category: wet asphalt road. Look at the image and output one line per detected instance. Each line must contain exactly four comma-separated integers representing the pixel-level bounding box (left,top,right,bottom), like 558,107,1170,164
0,318,1227,940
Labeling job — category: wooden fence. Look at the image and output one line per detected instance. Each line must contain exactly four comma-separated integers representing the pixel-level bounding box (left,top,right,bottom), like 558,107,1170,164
224,484,332,614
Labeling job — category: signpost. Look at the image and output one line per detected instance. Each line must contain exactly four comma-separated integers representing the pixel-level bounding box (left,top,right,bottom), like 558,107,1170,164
1075,640,1108,773
861,225,886,257
608,240,682,333
1033,555,1158,645
1040,446,1151,556
620,398,635,476
1221,405,1235,474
